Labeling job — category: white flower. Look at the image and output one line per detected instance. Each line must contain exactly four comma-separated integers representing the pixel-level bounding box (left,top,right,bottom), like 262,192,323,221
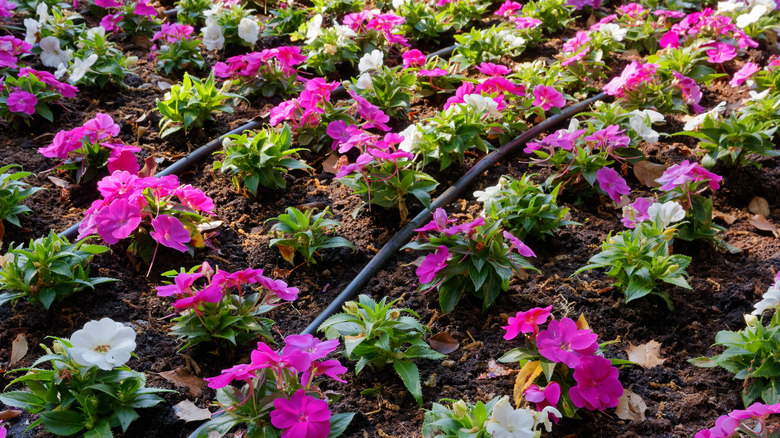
54,62,68,79
683,101,726,131
737,4,767,28
201,17,225,51
717,0,746,13
474,180,505,204
238,17,260,45
69,318,136,371
355,72,374,90
305,14,323,44
600,23,627,41
647,201,686,228
753,278,780,315
39,36,70,68
24,18,41,45
399,124,423,153
502,33,526,49
358,49,384,73
629,110,665,144
392,0,405,8
69,53,98,83
533,406,562,433
86,26,105,40
486,397,535,438
463,94,502,119
334,23,356,44
749,89,770,101
36,2,49,25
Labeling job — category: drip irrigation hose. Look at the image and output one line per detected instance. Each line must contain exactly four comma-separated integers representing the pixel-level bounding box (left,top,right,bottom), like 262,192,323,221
58,45,458,241
301,91,607,335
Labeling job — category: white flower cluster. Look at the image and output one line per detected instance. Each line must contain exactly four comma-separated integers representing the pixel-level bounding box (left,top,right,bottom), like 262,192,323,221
752,273,780,316
629,109,665,144
485,397,561,438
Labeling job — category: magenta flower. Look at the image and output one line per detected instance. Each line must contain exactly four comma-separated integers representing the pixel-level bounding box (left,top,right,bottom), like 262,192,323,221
502,231,536,258
514,16,542,29
415,208,449,233
97,170,139,199
476,77,525,96
569,355,623,411
204,362,262,389
476,62,511,76
270,389,331,438
563,31,591,53
38,127,87,159
283,335,339,362
133,0,156,17
524,382,561,412
105,144,140,174
729,62,760,87
621,197,652,228
672,71,703,113
252,342,312,375
656,160,722,192
704,42,737,64
442,217,485,237
536,317,598,367
304,358,348,384
100,12,123,32
150,214,191,252
584,125,630,149
495,0,522,16
7,90,37,115
172,283,223,313
257,276,299,301
402,49,425,69
156,271,203,297
502,305,552,340
176,185,215,214
596,167,630,204
603,61,657,97
335,153,372,179
95,198,143,244
532,85,565,111
416,245,449,284
418,68,448,77
0,0,16,17
83,113,120,141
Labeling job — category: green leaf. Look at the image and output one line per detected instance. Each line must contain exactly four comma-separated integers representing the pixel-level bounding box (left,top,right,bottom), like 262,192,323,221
0,391,45,410
438,281,463,314
114,406,139,432
393,360,423,406
83,421,113,438
327,412,355,438
41,410,85,436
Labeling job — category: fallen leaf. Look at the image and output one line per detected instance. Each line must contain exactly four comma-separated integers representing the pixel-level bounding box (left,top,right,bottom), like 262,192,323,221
0,409,22,421
158,81,173,91
47,176,73,189
749,214,779,238
513,361,542,406
139,156,156,178
131,35,153,49
428,332,459,354
136,113,147,123
196,221,223,232
159,368,206,397
615,389,648,421
712,210,737,225
625,340,666,368
749,196,771,218
321,153,341,174
576,313,590,331
477,359,514,380
586,13,596,27
410,256,427,267
10,333,28,365
633,161,666,188
136,125,148,142
173,400,211,423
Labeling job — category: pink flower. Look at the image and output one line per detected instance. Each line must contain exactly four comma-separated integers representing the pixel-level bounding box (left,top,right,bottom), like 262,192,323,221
257,276,299,301
418,68,448,77
695,415,740,438
335,153,372,179
133,0,156,17
6,90,37,115
270,389,331,438
176,185,215,214
532,85,565,111
402,49,425,69
172,283,223,312
476,62,511,76
596,167,630,203
95,0,120,7
536,317,598,367
603,61,657,97
621,197,652,228
38,127,87,159
514,17,542,29
729,62,760,87
495,0,522,16
97,170,139,199
502,231,536,258
415,208,449,233
283,335,339,362
95,198,142,244
156,271,203,297
204,362,262,388
563,31,590,53
569,355,623,411
416,245,449,284
672,71,703,113
584,125,630,149
443,217,484,237
304,358,348,384
705,42,737,64
656,160,722,192
525,382,561,412
150,214,191,252
476,77,525,96
100,13,123,32
0,0,16,17
729,402,780,421
503,305,552,340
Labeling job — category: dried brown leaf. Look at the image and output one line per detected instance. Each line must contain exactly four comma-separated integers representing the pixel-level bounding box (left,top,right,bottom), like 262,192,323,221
159,368,206,397
0,409,22,421
47,176,73,189
428,332,460,354
633,161,666,188
615,389,648,421
173,400,211,423
10,333,28,365
749,196,771,218
749,214,779,238
712,210,737,225
139,156,156,178
321,153,341,174
625,340,666,368
277,245,296,265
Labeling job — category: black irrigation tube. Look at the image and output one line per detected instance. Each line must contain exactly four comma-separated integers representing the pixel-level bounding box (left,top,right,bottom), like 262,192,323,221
58,45,457,240
301,91,607,335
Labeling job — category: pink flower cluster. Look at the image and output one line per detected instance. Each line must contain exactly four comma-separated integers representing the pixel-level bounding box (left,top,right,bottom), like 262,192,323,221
0,0,15,17
656,160,722,192
97,0,157,32
38,113,140,173
561,31,591,66
524,127,586,153
269,78,340,128
78,170,214,250
443,73,525,114
672,71,703,113
492,1,542,30
19,67,78,97
206,334,347,438
503,308,624,411
695,402,780,438
659,8,757,56
343,10,409,47
151,22,193,44
596,167,631,203
567,0,601,10
0,35,31,69
603,61,657,97
157,262,298,314
214,47,307,80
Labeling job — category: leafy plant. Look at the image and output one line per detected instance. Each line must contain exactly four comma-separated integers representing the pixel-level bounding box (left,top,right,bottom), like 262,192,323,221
319,295,445,405
478,174,578,240
0,69,77,125
0,319,172,437
156,72,240,138
451,23,539,70
262,4,310,38
573,219,692,310
63,30,135,88
214,124,309,196
352,65,417,117
173,0,212,26
0,165,43,229
151,23,205,76
267,206,353,266
0,231,115,309
422,398,502,438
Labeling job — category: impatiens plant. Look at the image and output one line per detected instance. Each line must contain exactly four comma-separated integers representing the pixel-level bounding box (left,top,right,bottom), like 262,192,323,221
319,295,445,405
0,68,78,125
157,72,240,138
213,46,306,98
38,113,140,183
199,334,354,438
59,28,136,88
200,3,260,49
498,308,627,420
150,22,205,75
451,23,541,70
403,209,538,313
77,170,215,264
263,2,309,37
267,207,353,266
574,210,692,310
0,230,115,309
0,318,172,437
694,401,780,438
158,262,298,350
93,0,161,36
476,174,578,240
0,164,42,230
214,124,309,196
0,35,32,71
352,52,417,117
691,272,780,407
302,15,360,75
173,0,211,26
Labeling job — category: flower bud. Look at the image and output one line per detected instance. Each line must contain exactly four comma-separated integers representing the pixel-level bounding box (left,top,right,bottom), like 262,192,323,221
453,400,469,418
53,240,61,251
744,314,759,327
53,340,67,354
343,301,359,315
388,309,401,320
